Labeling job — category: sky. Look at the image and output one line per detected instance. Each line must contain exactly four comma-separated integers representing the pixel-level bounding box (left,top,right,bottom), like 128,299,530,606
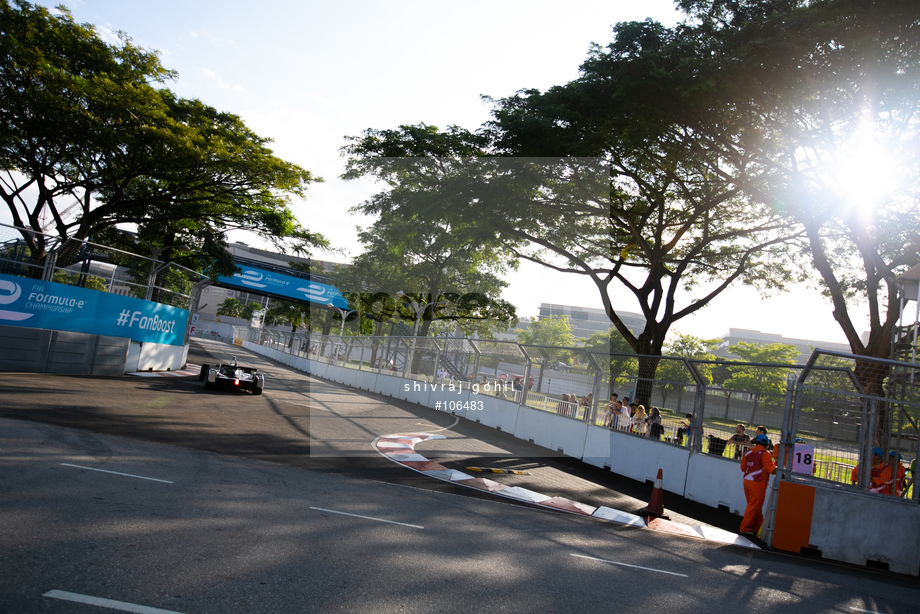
20,0,862,345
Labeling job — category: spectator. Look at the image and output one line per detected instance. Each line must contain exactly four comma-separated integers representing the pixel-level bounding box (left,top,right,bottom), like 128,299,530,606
755,425,779,463
603,395,617,427
677,413,693,446
646,407,663,439
618,401,632,432
727,424,751,460
557,393,569,415
579,393,593,419
632,405,647,435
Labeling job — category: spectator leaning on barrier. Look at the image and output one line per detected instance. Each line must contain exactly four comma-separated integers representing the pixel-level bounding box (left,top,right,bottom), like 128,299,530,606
740,433,777,536
677,414,693,446
646,407,663,439
754,425,778,463
618,401,632,432
727,424,751,460
632,405,647,435
603,395,616,427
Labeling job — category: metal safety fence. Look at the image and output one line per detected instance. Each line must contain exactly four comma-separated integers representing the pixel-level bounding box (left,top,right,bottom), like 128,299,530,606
227,326,919,503
0,222,205,309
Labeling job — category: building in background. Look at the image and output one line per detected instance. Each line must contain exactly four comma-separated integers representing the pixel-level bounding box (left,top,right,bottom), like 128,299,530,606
538,303,646,340
516,302,851,363
713,328,851,364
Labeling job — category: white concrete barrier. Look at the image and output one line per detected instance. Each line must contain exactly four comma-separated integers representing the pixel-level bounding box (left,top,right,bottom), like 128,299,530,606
685,452,748,515
350,369,378,392
584,426,692,491
325,363,347,384
235,340,920,576
375,373,404,399
810,488,920,575
473,394,520,432
138,341,188,372
513,407,588,458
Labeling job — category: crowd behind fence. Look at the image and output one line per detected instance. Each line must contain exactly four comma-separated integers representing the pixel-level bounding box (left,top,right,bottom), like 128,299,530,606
0,222,204,309
221,325,920,503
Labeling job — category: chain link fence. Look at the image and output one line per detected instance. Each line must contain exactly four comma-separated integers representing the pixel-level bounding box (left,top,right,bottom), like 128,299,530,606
0,222,205,309
224,325,918,503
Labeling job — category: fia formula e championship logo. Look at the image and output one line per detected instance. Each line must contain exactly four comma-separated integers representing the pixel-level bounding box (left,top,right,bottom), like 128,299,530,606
0,279,32,322
233,269,267,288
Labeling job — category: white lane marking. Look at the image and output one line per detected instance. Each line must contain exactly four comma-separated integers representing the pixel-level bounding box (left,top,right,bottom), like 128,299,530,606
570,553,688,577
43,590,186,614
850,609,884,614
425,415,460,432
60,463,173,484
309,506,424,529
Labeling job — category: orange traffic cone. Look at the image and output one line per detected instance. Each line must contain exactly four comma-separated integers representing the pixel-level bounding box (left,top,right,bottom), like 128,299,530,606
640,468,668,519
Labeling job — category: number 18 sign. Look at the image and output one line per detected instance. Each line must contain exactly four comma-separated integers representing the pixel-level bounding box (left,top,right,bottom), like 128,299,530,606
792,444,816,474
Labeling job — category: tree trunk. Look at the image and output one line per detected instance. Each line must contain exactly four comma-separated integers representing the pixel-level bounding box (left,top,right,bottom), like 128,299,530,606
635,354,661,408
633,325,667,407
854,355,891,447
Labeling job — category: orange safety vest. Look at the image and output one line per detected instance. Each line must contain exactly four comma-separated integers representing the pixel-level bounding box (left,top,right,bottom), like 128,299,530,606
742,445,776,483
889,463,906,496
869,462,893,495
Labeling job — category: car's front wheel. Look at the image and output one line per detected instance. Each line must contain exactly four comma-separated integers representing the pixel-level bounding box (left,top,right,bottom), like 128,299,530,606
199,364,210,382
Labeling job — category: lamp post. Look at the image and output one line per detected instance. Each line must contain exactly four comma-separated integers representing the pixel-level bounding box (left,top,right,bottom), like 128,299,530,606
334,307,357,337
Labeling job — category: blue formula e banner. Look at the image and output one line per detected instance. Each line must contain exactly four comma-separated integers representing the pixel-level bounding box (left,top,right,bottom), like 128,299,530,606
0,272,189,346
216,264,349,309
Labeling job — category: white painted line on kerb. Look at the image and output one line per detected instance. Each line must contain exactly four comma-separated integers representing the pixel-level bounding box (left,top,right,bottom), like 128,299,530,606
60,463,173,484
850,608,884,614
43,590,186,614
309,506,424,529
570,553,688,577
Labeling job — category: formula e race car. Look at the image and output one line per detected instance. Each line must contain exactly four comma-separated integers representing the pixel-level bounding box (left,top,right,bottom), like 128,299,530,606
198,357,264,395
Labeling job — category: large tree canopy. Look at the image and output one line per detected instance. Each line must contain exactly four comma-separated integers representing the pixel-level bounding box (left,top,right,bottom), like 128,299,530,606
0,0,325,277
671,0,920,404
343,26,803,403
342,124,517,339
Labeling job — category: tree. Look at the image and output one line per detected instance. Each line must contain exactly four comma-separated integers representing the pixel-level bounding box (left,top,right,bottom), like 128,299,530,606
580,327,639,390
340,20,801,404
485,21,811,409
722,341,799,426
264,300,311,349
722,342,799,397
216,297,243,318
0,1,326,279
655,333,719,407
342,125,518,341
52,269,106,292
241,301,265,323
676,0,920,440
515,315,575,349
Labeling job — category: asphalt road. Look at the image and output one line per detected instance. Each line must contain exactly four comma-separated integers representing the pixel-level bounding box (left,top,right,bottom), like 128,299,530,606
1,338,918,613
0,338,732,528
